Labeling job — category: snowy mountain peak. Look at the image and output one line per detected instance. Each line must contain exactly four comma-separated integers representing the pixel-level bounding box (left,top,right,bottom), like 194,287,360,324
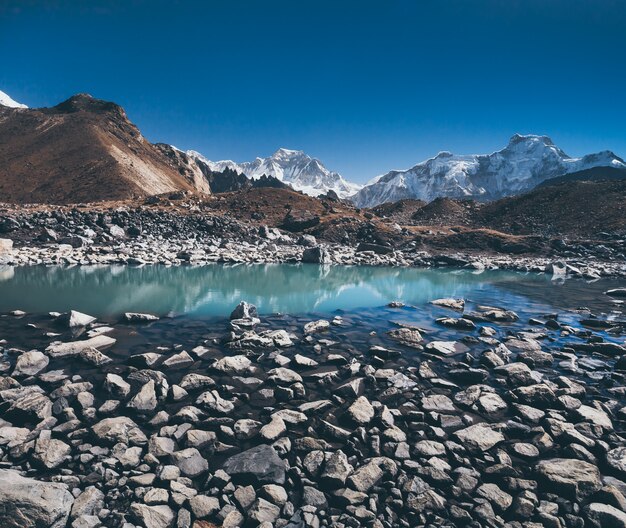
351,135,626,208
190,148,362,198
0,90,28,109
508,133,554,147
272,147,305,158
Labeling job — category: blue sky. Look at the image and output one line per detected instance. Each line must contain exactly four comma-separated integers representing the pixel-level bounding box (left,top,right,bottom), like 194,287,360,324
1,0,625,182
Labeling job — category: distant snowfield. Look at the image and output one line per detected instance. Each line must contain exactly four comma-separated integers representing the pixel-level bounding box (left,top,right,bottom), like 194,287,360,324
0,90,28,109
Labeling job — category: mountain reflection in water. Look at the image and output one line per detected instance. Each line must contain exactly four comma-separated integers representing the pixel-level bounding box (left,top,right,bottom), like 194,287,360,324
0,264,622,319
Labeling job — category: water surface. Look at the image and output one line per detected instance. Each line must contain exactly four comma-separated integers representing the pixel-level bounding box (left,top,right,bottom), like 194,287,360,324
0,264,624,320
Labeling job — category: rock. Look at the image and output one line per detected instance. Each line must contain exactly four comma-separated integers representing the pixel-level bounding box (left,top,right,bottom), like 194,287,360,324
70,487,105,521
130,503,175,528
188,495,220,519
260,415,286,441
92,416,148,445
606,447,626,477
356,242,394,254
248,498,281,524
234,485,256,510
302,485,328,508
79,346,112,366
46,335,116,358
221,444,286,485
348,461,384,492
430,298,465,311
321,450,353,488
0,238,13,255
170,448,208,478
230,301,258,320
57,310,96,328
124,312,159,322
259,484,288,507
162,350,194,368
535,458,602,500
104,373,131,397
476,483,513,512
388,327,423,347
585,502,626,528
304,319,330,334
195,390,234,414
347,396,375,425
213,355,252,375
13,350,49,376
301,246,330,264
575,404,613,430
0,468,74,528
268,367,303,384
127,380,158,412
454,423,505,452
33,431,71,469
436,317,476,330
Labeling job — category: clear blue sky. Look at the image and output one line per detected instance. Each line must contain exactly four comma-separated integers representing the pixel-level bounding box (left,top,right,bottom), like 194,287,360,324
1,0,625,182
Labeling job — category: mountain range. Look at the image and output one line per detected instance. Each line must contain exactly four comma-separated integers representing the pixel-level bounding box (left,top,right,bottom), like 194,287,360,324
351,134,626,207
189,148,362,199
1,90,624,206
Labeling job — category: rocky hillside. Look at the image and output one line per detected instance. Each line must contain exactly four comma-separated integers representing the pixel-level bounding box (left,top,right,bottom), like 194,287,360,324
370,178,626,238
0,94,211,204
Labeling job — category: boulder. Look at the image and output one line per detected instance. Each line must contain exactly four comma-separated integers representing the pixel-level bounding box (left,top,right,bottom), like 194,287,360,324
221,444,286,485
302,246,330,264
0,469,74,528
57,310,96,328
13,350,49,376
535,458,602,500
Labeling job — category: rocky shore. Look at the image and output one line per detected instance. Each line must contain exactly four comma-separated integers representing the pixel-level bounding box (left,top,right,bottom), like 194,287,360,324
1,202,625,277
2,289,626,528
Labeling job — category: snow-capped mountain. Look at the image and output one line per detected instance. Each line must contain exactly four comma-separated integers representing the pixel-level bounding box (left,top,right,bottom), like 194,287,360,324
189,148,362,198
0,90,28,109
351,134,626,208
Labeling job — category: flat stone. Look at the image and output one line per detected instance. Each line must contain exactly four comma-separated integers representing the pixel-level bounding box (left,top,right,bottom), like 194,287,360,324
454,423,505,452
46,335,116,358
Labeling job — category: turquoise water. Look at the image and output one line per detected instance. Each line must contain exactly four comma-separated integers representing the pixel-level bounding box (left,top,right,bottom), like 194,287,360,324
0,264,623,319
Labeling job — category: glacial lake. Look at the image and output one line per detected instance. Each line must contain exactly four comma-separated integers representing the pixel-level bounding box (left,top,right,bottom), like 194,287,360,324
0,264,624,322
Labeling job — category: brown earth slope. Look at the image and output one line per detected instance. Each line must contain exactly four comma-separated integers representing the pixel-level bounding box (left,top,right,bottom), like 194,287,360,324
0,94,211,204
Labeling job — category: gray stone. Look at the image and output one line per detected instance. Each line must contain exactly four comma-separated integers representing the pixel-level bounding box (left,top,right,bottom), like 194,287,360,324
221,444,286,485
454,423,505,452
13,350,49,376
130,503,175,528
170,448,208,478
0,469,74,528
535,458,602,500
92,416,148,445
